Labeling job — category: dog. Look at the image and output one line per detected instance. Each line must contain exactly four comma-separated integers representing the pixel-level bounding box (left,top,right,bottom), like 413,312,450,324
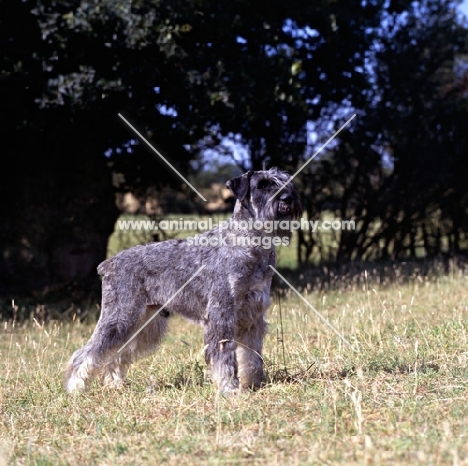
64,167,302,394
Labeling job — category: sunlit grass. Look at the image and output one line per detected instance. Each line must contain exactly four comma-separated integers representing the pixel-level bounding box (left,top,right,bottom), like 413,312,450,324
1,264,468,464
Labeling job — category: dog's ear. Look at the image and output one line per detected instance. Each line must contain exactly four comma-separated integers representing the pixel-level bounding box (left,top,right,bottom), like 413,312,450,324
226,171,253,201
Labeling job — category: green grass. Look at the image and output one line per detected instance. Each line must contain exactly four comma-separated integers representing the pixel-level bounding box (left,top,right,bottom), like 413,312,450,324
2,265,468,464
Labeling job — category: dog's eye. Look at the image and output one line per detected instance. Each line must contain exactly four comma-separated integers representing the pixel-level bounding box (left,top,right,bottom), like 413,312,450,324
257,180,270,189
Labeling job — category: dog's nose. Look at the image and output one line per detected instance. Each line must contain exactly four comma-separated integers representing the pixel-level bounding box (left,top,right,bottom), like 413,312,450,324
280,193,293,204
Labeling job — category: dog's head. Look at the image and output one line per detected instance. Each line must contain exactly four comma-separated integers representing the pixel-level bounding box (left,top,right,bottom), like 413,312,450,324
226,168,303,228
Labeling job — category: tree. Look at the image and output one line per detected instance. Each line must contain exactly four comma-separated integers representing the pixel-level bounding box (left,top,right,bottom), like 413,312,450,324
300,0,468,264
2,0,466,298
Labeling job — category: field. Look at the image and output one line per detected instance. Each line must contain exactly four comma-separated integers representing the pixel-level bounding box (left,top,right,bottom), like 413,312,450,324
1,260,468,465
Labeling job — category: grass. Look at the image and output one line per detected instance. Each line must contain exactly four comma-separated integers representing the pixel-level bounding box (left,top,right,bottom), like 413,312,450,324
2,264,468,465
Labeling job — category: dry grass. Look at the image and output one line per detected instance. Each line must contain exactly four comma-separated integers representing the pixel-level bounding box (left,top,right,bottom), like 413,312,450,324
1,264,468,465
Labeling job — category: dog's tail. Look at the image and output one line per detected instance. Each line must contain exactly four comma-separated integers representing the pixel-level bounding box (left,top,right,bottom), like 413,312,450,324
97,257,113,276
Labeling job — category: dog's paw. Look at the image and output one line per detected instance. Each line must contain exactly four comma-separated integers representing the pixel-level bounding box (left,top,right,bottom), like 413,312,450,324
64,376,87,394
217,379,244,397
102,376,129,390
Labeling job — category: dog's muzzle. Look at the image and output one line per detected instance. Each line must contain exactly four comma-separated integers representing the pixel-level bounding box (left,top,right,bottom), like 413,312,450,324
277,193,294,216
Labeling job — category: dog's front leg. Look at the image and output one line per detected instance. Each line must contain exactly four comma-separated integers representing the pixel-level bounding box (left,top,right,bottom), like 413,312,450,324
236,313,266,391
204,299,239,395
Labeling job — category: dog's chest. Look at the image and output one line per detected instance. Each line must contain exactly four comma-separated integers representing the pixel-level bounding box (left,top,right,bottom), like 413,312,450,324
225,248,275,296
247,249,276,291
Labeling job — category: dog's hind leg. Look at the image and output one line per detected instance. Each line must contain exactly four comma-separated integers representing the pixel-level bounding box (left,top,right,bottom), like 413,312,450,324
64,275,147,393
64,343,101,393
100,305,170,388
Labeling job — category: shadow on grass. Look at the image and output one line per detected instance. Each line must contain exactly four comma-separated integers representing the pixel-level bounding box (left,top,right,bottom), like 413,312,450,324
273,254,468,296
265,360,441,386
2,255,468,323
139,358,442,394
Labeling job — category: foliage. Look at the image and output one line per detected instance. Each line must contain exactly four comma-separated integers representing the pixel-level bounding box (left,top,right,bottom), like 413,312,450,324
299,0,468,263
1,0,468,296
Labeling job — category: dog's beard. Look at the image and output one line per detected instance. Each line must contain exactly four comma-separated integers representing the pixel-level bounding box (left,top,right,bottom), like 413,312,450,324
277,201,293,217
258,198,300,242
248,171,302,242
262,196,300,221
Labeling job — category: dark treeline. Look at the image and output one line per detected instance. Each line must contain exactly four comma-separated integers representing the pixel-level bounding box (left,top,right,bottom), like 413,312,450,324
1,0,468,298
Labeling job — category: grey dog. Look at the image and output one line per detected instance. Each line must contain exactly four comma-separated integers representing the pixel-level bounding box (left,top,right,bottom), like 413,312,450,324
64,168,302,395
